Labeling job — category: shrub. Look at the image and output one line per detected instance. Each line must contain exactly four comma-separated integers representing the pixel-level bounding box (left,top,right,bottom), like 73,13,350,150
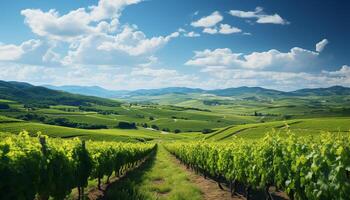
151,124,159,130
116,121,137,129
201,129,214,134
162,128,170,132
0,103,10,109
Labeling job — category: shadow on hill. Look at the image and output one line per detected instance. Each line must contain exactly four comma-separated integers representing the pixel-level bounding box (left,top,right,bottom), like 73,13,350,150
101,150,158,200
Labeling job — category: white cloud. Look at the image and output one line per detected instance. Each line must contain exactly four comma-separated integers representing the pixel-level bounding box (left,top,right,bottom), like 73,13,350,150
0,39,41,61
62,24,179,66
316,39,329,52
202,24,242,35
21,8,93,41
131,67,178,77
19,0,179,66
184,31,200,37
186,43,321,71
138,56,159,67
97,25,179,56
218,24,242,34
89,0,142,21
20,0,143,42
203,27,217,34
324,65,350,77
199,65,350,91
0,44,24,61
1,61,349,91
229,7,288,25
256,14,287,24
191,11,223,28
177,28,186,33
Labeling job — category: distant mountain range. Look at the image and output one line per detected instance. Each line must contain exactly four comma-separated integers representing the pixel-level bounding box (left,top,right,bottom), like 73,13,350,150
44,84,350,98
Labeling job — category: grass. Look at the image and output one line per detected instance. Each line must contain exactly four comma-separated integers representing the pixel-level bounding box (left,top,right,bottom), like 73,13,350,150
0,121,140,142
0,115,22,123
0,118,204,142
104,145,202,200
205,117,350,141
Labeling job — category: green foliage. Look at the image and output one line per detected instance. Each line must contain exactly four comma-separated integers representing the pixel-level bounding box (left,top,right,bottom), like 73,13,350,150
165,132,350,200
201,128,214,134
151,124,159,130
174,129,181,134
116,121,137,129
0,131,156,199
0,103,9,109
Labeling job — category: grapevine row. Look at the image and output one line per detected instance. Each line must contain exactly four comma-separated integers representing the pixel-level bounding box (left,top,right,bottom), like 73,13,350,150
0,131,156,200
165,132,350,200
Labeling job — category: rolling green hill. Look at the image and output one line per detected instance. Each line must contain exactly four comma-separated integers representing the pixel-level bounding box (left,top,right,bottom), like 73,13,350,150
205,117,350,141
1,80,350,143
44,84,350,100
0,80,120,107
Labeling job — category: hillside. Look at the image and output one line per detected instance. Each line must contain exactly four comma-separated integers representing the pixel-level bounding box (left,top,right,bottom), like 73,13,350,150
0,81,120,107
43,84,350,100
291,85,350,96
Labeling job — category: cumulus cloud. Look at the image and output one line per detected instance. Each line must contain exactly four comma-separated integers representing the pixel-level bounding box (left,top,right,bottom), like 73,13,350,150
1,61,349,91
202,24,242,35
191,11,223,28
199,65,350,91
229,7,288,25
20,0,142,42
316,39,329,52
131,67,179,77
18,0,179,67
0,39,41,61
203,27,218,34
89,0,142,21
184,31,200,37
21,8,93,41
97,25,179,56
186,43,322,72
218,24,242,34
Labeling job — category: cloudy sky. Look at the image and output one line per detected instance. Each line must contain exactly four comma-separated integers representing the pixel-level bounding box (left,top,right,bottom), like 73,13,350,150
0,0,349,91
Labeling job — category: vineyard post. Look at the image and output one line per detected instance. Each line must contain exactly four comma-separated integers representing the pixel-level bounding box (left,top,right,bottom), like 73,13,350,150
39,137,49,200
265,185,273,200
81,140,85,200
39,137,47,155
246,186,252,200
230,180,236,197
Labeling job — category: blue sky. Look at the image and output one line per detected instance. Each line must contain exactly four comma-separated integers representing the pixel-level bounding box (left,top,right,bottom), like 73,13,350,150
0,0,349,91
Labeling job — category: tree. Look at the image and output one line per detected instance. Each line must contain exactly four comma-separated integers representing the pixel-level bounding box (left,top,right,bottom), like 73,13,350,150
162,128,170,132
174,129,181,134
116,121,136,129
201,129,214,134
0,103,9,109
151,124,159,130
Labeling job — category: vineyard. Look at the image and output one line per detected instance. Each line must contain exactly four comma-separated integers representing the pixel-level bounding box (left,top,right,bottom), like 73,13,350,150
0,131,156,200
165,132,350,200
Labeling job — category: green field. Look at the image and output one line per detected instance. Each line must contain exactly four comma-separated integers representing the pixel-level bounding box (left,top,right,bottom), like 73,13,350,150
205,117,350,141
1,84,350,200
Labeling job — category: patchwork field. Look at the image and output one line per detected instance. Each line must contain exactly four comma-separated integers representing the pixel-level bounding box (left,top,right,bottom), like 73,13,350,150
1,82,350,200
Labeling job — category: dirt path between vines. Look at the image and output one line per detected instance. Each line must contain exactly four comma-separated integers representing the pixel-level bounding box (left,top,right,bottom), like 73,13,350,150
169,153,245,200
169,154,290,200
